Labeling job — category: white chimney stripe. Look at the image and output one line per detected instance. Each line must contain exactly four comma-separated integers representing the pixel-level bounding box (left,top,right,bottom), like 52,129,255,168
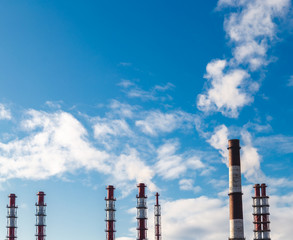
229,166,242,193
230,219,244,238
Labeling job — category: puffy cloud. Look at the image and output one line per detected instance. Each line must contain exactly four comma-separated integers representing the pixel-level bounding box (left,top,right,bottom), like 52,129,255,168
197,60,253,118
110,147,156,196
0,104,12,120
240,130,263,181
220,0,290,69
0,110,111,180
198,0,290,117
207,124,229,164
135,110,194,136
160,197,228,240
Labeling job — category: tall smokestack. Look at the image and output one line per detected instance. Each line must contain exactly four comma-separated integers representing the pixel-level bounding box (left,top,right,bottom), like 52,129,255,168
136,183,148,240
154,193,161,240
6,194,17,240
105,185,116,240
35,192,46,240
253,184,262,240
261,184,270,240
228,139,245,240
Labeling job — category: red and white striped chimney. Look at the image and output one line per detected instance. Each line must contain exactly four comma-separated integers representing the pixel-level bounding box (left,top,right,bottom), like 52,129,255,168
154,193,161,240
252,184,262,240
35,192,46,240
261,184,270,240
136,183,148,240
6,194,17,240
105,185,116,240
228,139,245,240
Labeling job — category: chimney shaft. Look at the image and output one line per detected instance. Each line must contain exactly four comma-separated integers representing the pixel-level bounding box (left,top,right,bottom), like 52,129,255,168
36,192,46,240
7,194,17,240
261,184,270,240
105,185,116,240
154,193,161,240
228,139,245,240
136,183,148,240
253,184,262,240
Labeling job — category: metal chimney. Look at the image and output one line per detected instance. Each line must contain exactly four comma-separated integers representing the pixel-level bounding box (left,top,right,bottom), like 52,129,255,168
35,192,46,240
228,139,245,240
6,194,17,240
261,184,271,240
252,184,262,240
105,185,116,240
154,193,161,240
136,183,148,240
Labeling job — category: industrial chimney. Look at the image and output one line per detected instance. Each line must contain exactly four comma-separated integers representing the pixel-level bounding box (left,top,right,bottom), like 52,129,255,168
253,184,271,240
6,194,17,240
252,184,262,240
136,183,148,240
105,185,116,240
261,184,270,240
35,192,46,240
228,139,245,240
154,193,161,240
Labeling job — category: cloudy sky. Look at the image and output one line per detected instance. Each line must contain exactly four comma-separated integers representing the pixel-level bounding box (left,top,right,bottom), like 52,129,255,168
0,0,293,239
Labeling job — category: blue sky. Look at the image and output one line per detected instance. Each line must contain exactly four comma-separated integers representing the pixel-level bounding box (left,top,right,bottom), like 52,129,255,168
0,0,293,239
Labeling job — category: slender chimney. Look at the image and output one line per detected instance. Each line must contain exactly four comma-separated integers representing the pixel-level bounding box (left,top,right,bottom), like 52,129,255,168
105,185,116,240
252,184,262,240
6,194,17,240
154,193,161,240
228,139,245,240
261,184,270,240
136,183,148,240
35,192,46,240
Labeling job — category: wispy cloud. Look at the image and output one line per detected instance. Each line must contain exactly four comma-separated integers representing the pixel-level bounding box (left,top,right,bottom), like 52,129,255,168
0,104,12,120
118,80,174,101
198,0,291,117
155,140,205,180
287,75,293,86
135,110,194,136
179,179,202,193
255,134,293,154
119,62,132,67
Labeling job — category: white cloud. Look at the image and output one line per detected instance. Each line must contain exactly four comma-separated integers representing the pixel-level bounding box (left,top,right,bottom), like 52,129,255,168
118,80,174,101
161,197,228,240
110,147,156,196
93,118,132,139
155,140,205,180
179,179,201,193
255,134,293,154
0,104,12,120
197,60,254,117
207,124,229,164
135,110,194,136
221,0,290,70
198,0,290,117
155,141,186,179
109,100,137,118
118,79,135,88
240,130,263,181
0,110,111,180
